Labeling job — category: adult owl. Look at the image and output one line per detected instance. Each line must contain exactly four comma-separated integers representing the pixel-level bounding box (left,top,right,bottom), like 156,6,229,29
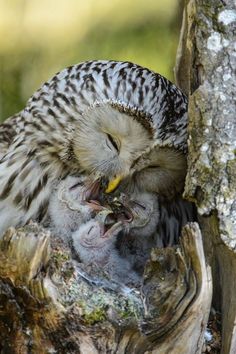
0,60,188,237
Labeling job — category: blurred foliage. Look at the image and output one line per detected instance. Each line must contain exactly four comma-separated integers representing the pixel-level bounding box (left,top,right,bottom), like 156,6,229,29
0,0,181,122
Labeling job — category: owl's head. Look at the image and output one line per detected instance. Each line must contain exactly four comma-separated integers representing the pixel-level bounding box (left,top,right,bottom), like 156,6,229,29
120,146,187,199
72,104,154,187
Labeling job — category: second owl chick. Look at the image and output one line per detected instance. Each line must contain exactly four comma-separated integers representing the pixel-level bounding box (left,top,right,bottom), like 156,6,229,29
115,191,161,274
120,191,160,237
72,218,141,286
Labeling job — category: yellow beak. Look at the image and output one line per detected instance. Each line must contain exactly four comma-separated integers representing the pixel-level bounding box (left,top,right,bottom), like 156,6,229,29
105,175,122,193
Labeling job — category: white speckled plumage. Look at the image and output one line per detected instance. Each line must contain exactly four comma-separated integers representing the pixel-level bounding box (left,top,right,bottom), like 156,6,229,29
0,60,188,236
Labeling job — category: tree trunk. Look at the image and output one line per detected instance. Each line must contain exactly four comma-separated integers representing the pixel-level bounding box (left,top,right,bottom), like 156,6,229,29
175,1,236,353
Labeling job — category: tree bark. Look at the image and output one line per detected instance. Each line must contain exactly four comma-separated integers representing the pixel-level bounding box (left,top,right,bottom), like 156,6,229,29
175,1,236,353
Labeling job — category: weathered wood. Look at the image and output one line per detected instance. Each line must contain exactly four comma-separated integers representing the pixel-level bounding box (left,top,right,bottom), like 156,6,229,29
0,222,211,353
142,223,212,354
175,1,236,353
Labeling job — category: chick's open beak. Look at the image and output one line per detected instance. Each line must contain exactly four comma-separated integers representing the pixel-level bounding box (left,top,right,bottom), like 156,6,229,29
105,175,122,193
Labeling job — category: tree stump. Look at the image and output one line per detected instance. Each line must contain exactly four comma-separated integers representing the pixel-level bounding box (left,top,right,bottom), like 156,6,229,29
0,222,211,353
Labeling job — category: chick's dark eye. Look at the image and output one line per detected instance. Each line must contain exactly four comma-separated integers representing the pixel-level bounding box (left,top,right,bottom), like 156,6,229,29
107,133,119,152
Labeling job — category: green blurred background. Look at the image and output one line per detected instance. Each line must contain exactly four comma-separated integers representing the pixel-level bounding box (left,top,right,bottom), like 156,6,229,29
0,0,181,123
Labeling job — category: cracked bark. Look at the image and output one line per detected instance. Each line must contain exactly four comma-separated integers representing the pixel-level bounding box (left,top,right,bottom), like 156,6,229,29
175,1,236,353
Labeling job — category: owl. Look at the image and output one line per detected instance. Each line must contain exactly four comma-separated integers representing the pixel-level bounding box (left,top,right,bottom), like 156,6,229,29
0,60,188,237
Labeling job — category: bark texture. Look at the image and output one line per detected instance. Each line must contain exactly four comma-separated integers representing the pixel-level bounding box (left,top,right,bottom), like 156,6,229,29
175,1,236,353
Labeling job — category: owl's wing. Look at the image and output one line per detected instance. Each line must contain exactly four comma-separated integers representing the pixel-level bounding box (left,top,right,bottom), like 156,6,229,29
0,136,55,237
157,197,197,247
0,112,23,158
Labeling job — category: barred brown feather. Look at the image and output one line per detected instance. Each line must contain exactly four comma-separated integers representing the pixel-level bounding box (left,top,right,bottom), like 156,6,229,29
0,60,188,236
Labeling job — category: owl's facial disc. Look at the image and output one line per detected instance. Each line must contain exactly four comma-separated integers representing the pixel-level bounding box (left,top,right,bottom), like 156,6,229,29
73,104,153,183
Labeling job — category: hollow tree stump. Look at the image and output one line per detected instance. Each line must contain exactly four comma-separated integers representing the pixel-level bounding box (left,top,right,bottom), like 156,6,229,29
0,222,211,353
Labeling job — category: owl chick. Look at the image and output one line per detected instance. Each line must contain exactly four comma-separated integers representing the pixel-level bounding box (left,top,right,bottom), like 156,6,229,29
115,191,161,274
72,218,140,286
49,176,90,239
0,60,188,237
117,191,160,238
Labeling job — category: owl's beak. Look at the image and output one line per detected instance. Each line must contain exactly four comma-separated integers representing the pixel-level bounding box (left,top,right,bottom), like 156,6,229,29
105,175,122,193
